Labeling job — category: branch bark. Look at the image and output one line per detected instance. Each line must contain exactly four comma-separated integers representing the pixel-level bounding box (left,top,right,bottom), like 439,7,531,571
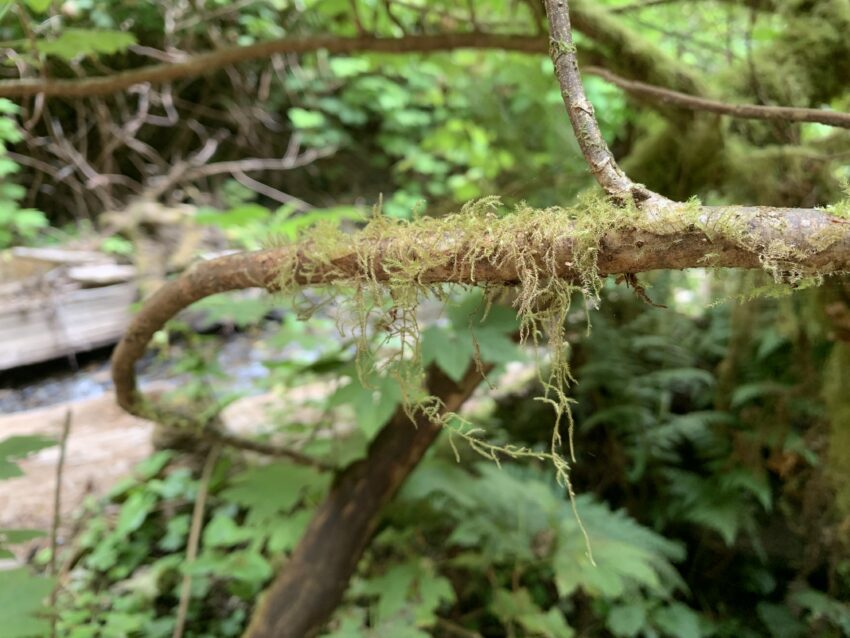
0,34,548,98
243,362,489,638
586,65,850,130
111,203,850,419
545,0,670,205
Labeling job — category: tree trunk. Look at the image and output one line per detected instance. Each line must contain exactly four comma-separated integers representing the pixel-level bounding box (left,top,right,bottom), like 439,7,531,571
242,363,488,638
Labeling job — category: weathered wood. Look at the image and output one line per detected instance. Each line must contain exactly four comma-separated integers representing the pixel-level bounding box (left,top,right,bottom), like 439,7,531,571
0,245,140,371
10,247,112,266
0,282,137,370
67,264,137,287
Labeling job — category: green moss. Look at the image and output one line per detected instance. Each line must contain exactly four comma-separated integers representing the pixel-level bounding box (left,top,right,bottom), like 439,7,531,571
276,191,849,434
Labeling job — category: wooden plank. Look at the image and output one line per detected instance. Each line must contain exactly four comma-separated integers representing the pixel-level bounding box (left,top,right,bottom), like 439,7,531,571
10,247,113,265
67,264,136,286
0,283,137,371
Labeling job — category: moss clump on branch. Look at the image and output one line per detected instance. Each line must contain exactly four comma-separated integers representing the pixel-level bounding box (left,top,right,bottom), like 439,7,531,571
268,192,849,552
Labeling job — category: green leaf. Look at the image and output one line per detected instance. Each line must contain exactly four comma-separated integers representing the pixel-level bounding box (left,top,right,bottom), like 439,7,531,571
730,382,790,409
653,603,703,638
133,450,173,480
219,550,273,585
288,108,327,129
37,29,137,61
756,603,806,638
23,0,52,12
267,509,313,554
195,204,271,228
0,435,56,480
0,568,55,638
115,491,158,536
329,57,370,77
607,602,648,637
359,559,455,627
202,515,255,548
0,99,19,115
790,589,850,634
490,588,573,638
421,326,474,382
0,529,45,545
221,461,330,519
330,372,404,437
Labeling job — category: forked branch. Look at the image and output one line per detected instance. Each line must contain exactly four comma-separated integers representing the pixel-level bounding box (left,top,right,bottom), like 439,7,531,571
544,0,670,206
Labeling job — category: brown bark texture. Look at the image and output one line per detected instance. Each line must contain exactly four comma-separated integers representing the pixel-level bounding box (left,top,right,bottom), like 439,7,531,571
242,363,489,638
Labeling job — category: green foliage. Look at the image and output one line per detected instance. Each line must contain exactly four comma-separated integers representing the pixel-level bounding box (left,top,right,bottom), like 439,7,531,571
0,99,47,248
37,29,136,60
4,3,850,638
0,435,57,636
0,434,56,480
0,568,56,638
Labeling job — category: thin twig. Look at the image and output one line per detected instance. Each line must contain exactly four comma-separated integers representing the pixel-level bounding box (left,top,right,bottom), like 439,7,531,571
206,427,333,471
585,65,850,130
544,0,669,206
348,0,367,35
48,409,73,638
232,168,313,210
172,443,221,638
0,34,549,98
612,0,692,11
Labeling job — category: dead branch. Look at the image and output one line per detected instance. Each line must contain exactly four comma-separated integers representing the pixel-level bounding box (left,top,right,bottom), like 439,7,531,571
586,65,850,129
111,203,850,419
0,34,548,98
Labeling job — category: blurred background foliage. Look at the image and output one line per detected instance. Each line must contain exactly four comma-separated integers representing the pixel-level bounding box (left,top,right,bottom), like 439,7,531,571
2,0,850,636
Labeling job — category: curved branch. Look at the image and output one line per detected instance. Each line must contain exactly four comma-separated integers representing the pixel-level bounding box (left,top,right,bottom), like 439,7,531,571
0,33,548,98
545,0,669,204
586,65,850,130
111,203,850,418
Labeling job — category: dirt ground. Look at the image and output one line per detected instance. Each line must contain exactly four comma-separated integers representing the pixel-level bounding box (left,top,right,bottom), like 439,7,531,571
0,382,330,566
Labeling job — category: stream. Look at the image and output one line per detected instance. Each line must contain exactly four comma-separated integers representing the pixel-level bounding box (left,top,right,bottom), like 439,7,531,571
0,322,302,414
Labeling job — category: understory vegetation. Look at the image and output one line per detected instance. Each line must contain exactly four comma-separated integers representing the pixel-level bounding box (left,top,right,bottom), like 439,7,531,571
2,0,850,636
11,277,850,638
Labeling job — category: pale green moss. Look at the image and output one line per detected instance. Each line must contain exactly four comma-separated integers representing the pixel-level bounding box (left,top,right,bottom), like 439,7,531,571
269,190,848,563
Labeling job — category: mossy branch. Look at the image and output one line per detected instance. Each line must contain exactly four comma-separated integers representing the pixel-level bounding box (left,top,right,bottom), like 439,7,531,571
111,200,850,421
545,0,671,206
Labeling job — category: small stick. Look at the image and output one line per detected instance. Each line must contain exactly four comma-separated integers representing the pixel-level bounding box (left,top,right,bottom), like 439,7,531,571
172,443,222,638
49,409,73,638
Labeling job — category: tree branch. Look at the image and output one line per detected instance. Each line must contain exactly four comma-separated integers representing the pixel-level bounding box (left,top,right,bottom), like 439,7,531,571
243,362,490,638
545,0,670,205
111,203,850,419
587,65,850,129
0,34,547,98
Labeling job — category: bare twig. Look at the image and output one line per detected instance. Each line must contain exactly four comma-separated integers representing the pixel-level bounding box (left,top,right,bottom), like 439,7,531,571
0,34,549,98
585,65,850,129
172,443,221,638
348,0,367,35
232,169,313,210
48,409,73,638
612,0,692,12
383,0,408,34
544,0,669,205
185,147,336,180
207,428,332,471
